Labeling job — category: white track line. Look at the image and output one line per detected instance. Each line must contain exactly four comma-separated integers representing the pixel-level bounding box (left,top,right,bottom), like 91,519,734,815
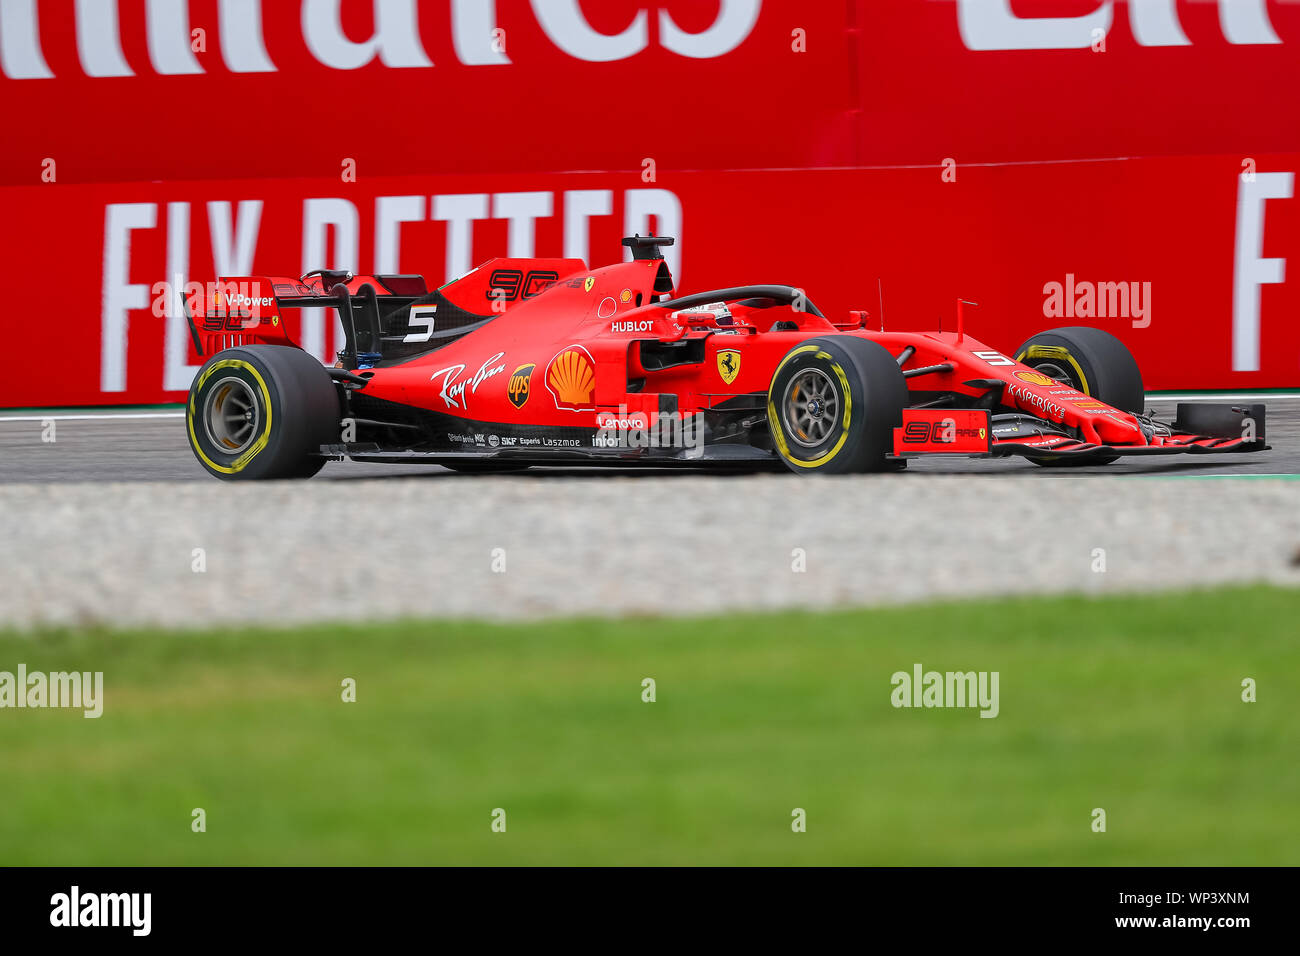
1148,392,1300,401
0,413,184,422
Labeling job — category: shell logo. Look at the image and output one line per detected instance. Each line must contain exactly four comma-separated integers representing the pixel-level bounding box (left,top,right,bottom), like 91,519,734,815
1014,370,1057,386
546,346,596,411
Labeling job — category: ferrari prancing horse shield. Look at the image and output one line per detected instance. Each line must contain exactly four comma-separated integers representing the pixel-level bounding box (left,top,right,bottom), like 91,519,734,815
717,349,741,385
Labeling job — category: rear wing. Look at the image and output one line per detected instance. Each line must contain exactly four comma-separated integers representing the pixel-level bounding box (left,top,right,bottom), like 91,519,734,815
186,275,300,356
187,258,585,367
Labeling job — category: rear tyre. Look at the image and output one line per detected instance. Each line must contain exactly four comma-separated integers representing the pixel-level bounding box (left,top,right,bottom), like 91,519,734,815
1013,326,1145,467
187,345,340,480
767,336,907,474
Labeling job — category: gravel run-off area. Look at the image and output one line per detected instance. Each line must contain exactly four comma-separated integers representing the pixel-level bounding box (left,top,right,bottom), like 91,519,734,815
2,475,1299,631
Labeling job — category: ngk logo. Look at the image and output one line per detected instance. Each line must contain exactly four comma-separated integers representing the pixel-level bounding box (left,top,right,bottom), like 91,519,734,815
0,0,762,79
958,0,1282,50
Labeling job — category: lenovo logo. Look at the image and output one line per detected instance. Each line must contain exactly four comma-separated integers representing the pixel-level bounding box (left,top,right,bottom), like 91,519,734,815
0,0,762,80
958,0,1281,51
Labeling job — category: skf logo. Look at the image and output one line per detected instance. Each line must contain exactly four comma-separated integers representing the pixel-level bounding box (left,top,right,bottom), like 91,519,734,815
546,346,596,411
508,363,535,409
717,349,741,385
1014,370,1057,386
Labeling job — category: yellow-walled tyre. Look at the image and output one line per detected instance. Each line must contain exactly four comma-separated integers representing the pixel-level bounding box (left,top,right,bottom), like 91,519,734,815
1013,326,1144,467
1014,326,1144,413
767,336,907,474
186,345,340,480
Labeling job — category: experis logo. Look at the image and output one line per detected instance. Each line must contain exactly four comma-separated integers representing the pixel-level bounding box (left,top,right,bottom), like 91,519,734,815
1,0,762,80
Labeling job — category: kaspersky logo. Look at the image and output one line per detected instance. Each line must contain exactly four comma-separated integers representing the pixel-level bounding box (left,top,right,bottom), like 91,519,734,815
1,1,762,79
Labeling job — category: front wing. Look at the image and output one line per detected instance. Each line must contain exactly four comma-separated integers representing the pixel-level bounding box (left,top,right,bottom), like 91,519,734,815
892,405,1268,460
321,404,1267,467
991,433,1264,459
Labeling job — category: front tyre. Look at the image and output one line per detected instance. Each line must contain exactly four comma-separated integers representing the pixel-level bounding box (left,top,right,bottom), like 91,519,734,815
1013,326,1144,413
187,345,340,480
767,336,907,474
1013,326,1145,468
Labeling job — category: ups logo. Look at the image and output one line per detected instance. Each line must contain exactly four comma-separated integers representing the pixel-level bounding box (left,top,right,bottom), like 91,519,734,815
508,363,536,409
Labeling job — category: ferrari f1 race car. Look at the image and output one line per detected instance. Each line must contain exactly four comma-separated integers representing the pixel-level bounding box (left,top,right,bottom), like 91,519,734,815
184,236,1267,479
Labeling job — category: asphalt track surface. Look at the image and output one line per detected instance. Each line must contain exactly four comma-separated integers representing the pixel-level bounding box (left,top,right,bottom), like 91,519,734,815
1,397,1298,482
3,395,1298,630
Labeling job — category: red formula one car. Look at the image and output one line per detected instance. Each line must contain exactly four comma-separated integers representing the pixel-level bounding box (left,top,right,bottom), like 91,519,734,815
184,236,1266,479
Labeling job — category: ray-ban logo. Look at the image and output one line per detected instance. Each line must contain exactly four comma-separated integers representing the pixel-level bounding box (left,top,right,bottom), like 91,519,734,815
891,663,999,718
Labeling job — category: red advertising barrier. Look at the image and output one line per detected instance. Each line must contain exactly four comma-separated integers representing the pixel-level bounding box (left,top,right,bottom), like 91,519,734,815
860,0,1300,165
5,155,1297,406
4,1,1298,185
0,0,860,183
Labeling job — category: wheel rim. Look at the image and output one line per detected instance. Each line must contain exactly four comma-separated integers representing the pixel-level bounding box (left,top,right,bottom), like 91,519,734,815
781,367,839,448
202,376,260,453
1031,360,1079,390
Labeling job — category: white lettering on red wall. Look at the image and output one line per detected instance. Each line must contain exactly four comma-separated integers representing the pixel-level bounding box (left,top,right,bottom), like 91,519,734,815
957,0,1280,51
1,0,762,78
1233,172,1293,372
97,187,683,388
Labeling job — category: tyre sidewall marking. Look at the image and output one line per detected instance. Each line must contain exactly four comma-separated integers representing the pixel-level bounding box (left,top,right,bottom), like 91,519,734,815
188,358,274,474
767,345,853,469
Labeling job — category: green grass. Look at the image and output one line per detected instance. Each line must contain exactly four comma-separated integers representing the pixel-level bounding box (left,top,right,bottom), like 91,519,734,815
1,586,1297,865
